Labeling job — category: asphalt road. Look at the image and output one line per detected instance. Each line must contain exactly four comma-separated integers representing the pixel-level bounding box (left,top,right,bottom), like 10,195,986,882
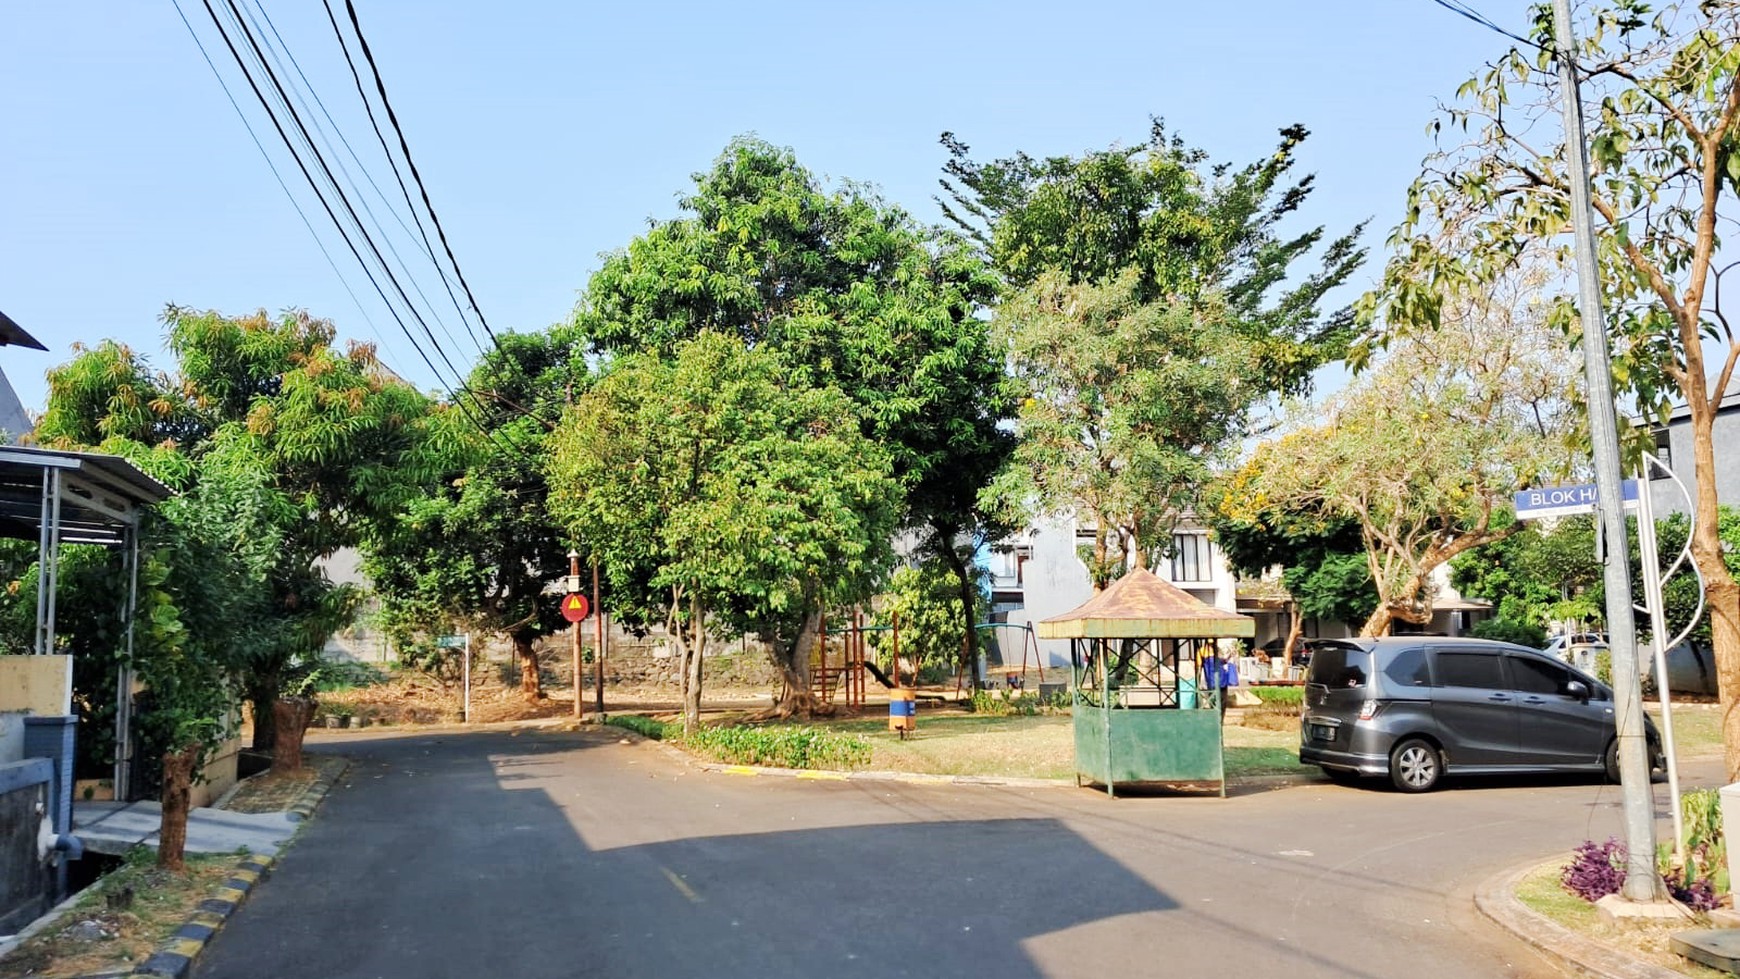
191,726,1718,979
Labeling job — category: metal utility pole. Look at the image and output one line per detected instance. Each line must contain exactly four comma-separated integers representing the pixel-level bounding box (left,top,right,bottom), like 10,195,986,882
569,549,583,720
1552,0,1661,904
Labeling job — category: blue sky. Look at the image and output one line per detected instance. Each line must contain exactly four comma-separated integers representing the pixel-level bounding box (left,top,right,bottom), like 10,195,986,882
0,2,1517,414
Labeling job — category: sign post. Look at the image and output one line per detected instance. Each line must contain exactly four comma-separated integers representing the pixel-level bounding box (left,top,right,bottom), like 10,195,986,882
437,634,470,722
565,551,587,720
1512,480,1639,520
1515,472,1707,862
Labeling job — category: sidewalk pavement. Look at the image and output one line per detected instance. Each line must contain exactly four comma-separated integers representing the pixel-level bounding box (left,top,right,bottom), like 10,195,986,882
72,800,298,857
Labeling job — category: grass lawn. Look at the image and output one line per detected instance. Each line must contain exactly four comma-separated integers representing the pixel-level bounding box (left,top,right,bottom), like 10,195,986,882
792,709,1313,780
1652,704,1724,760
1514,861,1726,977
0,848,235,978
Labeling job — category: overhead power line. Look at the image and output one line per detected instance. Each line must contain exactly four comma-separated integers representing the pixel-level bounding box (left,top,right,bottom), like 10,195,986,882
178,0,535,462
241,0,484,364
1424,0,1554,57
330,0,508,352
168,0,408,374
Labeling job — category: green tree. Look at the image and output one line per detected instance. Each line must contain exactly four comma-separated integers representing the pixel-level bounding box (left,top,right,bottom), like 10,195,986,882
1450,515,1602,629
1362,1,1740,774
364,328,589,699
548,333,901,727
1241,271,1579,635
36,307,451,756
1655,507,1740,648
991,271,1260,587
939,120,1367,397
864,560,990,679
1211,468,1377,645
574,138,1010,701
944,122,1366,587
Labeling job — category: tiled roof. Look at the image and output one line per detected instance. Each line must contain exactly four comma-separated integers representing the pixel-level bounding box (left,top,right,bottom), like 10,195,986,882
1037,567,1254,640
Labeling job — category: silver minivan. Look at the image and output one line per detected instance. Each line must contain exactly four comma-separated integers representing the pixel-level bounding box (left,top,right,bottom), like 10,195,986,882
1299,637,1662,792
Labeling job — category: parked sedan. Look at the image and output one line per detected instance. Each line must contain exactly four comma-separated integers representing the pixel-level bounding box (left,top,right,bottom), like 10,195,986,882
1300,637,1662,792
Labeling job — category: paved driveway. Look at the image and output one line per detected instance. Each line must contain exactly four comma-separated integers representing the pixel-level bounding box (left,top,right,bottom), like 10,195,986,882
191,727,1709,979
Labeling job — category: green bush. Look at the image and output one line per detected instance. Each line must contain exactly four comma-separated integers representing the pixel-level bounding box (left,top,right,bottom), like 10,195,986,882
681,725,870,770
1250,686,1303,706
967,689,1047,716
1470,618,1549,649
606,715,675,740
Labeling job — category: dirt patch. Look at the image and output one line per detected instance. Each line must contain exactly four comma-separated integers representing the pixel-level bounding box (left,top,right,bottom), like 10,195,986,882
317,672,463,726
0,850,232,978
221,755,348,815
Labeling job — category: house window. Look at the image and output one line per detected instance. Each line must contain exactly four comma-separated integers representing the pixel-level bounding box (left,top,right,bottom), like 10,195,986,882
1170,533,1213,583
1651,429,1672,479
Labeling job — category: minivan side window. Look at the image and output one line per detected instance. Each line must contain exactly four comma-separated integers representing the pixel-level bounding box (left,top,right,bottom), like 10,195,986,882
1382,645,1431,687
1432,650,1506,690
1509,656,1576,696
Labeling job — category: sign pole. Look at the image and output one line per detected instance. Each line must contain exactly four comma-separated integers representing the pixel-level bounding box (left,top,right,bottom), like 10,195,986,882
1636,466,1685,861
463,632,471,724
569,549,583,720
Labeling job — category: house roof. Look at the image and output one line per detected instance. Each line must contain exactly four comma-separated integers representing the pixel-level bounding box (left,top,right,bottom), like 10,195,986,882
1664,371,1740,424
0,310,47,351
1037,567,1255,640
0,445,172,546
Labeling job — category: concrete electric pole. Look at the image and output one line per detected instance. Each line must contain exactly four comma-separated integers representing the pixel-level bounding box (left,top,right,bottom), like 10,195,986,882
1551,0,1662,904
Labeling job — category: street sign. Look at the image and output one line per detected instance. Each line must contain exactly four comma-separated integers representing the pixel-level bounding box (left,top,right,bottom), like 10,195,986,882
560,593,590,622
1514,480,1640,521
435,635,466,650
562,574,584,594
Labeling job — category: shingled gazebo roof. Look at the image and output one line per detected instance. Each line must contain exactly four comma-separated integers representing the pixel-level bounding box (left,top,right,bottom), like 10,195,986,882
1037,567,1254,640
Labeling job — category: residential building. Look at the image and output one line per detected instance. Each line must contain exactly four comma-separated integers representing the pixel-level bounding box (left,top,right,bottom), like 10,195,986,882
989,515,1239,670
1647,372,1740,517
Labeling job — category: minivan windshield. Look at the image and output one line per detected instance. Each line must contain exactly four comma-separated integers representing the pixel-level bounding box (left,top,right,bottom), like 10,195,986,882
1307,643,1371,689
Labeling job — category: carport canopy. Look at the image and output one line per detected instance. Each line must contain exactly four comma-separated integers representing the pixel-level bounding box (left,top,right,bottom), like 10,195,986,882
0,445,171,798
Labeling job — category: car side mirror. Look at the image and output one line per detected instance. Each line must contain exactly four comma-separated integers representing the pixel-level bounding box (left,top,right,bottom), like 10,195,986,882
1566,680,1590,702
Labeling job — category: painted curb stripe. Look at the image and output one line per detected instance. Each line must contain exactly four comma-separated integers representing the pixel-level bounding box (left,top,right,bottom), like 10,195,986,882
795,771,847,781
173,922,215,941
137,950,192,977
721,765,759,776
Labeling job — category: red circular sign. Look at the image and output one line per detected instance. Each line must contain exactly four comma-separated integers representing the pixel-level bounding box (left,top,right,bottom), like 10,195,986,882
560,593,590,623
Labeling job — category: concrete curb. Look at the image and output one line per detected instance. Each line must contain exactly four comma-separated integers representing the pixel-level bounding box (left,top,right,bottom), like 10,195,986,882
1473,859,1688,979
698,762,1325,791
131,853,275,979
286,757,350,823
602,720,1326,792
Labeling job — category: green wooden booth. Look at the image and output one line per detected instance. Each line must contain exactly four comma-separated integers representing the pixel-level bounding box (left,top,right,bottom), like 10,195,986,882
1037,568,1255,797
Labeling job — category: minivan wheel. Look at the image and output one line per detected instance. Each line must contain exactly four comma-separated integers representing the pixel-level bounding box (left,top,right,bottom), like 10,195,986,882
1389,738,1441,793
1607,738,1667,784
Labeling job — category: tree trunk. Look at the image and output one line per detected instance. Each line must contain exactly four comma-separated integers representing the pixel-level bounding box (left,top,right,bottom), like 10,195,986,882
940,543,983,692
1282,602,1305,662
247,674,280,752
1360,604,1395,638
271,696,317,774
1707,571,1740,781
514,633,542,699
157,744,198,872
1680,394,1740,779
683,593,704,733
759,610,822,719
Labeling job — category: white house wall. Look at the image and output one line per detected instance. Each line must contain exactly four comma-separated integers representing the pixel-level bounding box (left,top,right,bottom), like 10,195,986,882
1002,517,1240,669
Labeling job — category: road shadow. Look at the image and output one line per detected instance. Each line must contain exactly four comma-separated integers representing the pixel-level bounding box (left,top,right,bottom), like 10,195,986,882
195,730,1174,979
